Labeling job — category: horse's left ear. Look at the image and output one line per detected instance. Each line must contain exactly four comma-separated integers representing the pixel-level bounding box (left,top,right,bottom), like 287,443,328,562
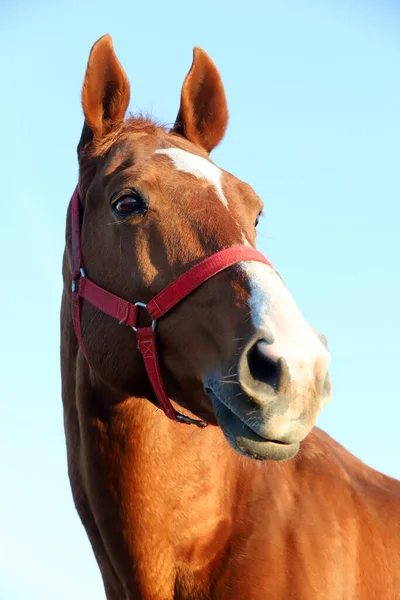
172,47,228,153
78,34,130,153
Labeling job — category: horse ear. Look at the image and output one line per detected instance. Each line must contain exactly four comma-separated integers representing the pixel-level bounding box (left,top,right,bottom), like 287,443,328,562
79,34,130,148
172,47,228,153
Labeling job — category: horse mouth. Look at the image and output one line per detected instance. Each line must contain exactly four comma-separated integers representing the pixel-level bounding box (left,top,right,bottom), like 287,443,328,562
206,388,300,461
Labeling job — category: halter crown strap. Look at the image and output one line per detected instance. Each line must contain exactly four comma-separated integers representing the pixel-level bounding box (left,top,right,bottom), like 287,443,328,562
70,186,273,427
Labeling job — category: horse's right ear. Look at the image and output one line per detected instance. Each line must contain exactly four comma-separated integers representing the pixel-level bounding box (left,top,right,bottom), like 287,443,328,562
78,34,130,154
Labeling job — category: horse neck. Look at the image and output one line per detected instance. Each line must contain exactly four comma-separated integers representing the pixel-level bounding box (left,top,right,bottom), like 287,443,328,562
90,374,236,495
71,344,244,542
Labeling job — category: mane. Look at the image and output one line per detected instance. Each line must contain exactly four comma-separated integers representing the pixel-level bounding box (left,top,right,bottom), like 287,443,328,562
89,114,168,158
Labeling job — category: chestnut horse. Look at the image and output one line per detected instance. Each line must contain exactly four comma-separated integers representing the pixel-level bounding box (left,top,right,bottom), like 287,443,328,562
61,35,400,599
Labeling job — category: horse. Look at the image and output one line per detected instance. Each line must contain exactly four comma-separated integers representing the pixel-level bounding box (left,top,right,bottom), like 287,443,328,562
61,34,400,599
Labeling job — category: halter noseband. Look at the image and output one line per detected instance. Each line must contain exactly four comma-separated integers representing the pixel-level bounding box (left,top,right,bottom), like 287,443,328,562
70,186,273,427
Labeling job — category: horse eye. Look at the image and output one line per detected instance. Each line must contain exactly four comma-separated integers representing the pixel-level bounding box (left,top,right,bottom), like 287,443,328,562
112,192,147,216
255,211,263,227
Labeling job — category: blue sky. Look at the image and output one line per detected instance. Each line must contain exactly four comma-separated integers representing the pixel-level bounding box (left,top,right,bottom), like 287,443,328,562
1,1,399,598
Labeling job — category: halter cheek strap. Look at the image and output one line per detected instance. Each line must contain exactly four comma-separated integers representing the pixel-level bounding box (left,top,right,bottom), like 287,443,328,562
70,186,273,427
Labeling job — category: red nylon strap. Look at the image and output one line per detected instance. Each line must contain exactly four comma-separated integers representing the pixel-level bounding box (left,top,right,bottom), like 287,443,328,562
147,247,273,320
136,328,209,426
70,185,274,428
71,187,83,280
136,327,180,421
71,187,86,355
72,289,86,356
79,277,139,327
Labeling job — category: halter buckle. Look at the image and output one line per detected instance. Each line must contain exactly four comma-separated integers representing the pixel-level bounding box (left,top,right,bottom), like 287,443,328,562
131,302,157,333
176,413,208,427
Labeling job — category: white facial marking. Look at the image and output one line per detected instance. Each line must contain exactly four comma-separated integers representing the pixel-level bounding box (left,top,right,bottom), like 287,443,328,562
242,261,330,390
155,148,228,207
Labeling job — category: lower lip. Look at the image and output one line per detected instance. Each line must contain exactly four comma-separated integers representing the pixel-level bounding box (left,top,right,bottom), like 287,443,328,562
209,392,300,461
234,435,300,461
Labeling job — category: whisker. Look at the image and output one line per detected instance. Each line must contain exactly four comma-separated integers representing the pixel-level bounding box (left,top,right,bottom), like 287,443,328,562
228,364,237,375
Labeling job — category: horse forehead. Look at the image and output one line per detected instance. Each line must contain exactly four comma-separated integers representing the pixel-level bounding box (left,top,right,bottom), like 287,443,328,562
154,147,228,208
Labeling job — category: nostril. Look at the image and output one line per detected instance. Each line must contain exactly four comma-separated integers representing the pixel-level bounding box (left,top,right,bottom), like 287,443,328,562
247,339,281,390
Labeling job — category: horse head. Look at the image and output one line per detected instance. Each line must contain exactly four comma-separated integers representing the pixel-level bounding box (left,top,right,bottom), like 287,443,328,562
69,35,331,461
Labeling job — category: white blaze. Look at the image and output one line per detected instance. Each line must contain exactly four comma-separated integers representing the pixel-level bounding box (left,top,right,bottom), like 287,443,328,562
242,261,330,386
155,148,228,207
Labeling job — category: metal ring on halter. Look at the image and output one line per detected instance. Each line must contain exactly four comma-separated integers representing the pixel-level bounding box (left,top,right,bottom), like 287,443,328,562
72,268,87,292
131,302,157,333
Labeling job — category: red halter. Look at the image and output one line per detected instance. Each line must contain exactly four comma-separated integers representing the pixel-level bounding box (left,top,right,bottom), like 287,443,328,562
70,186,273,427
